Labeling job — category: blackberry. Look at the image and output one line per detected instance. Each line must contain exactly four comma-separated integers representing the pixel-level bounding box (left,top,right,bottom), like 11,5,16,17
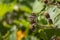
44,0,48,4
45,12,50,19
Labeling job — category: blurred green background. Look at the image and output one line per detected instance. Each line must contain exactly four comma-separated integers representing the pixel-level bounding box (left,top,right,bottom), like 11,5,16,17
0,0,60,40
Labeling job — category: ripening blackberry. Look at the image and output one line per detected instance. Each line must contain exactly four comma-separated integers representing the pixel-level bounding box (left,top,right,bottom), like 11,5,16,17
30,20,36,24
30,23,36,32
45,12,50,19
30,13,36,20
44,0,48,4
30,16,36,24
30,13,36,24
29,13,37,32
32,13,36,16
44,12,53,24
48,18,53,24
31,26,35,32
57,1,60,4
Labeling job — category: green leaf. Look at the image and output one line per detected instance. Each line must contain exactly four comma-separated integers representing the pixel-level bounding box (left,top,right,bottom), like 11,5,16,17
33,0,45,13
22,36,39,40
0,3,14,17
48,5,60,28
9,26,17,40
19,5,32,13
